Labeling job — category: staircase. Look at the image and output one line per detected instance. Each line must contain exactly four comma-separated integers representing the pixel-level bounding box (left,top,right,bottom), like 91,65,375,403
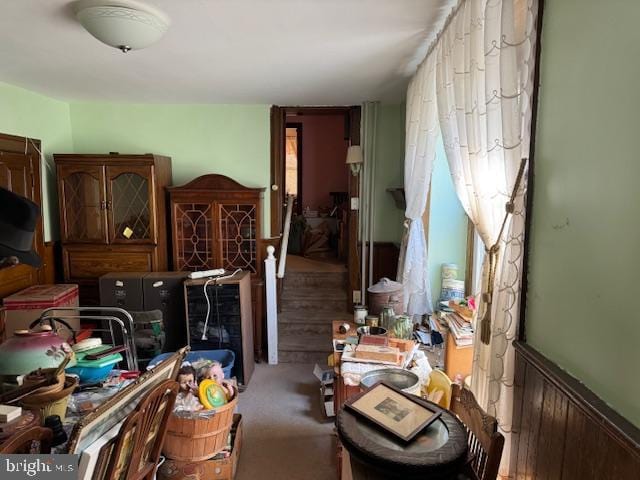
278,270,352,364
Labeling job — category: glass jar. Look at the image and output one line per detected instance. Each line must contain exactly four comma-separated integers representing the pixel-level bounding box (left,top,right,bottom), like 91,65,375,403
392,315,413,340
365,315,379,328
353,305,368,325
379,305,396,330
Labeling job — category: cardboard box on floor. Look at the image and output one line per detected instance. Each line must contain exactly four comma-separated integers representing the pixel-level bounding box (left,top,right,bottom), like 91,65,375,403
313,364,335,417
2,284,79,339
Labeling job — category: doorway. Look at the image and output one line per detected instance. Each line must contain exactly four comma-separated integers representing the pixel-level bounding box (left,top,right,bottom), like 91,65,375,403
271,106,361,276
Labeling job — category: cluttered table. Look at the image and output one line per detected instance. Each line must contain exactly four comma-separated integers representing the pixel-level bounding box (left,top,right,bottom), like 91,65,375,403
330,319,471,480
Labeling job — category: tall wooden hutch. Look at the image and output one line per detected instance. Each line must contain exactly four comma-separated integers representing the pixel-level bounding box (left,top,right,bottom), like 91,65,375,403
168,174,266,358
0,133,46,299
54,153,172,302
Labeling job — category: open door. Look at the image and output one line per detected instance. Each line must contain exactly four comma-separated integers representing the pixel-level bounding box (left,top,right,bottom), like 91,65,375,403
270,105,361,308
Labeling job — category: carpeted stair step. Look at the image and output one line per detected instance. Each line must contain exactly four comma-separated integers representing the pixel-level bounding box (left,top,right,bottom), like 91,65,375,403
283,272,347,289
278,322,332,337
280,298,348,312
278,310,352,324
281,286,347,301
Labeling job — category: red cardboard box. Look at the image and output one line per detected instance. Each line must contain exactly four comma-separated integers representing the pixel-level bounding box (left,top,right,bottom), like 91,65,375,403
3,284,79,338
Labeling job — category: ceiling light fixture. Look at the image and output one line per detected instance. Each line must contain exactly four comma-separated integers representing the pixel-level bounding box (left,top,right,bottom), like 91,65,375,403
73,0,170,53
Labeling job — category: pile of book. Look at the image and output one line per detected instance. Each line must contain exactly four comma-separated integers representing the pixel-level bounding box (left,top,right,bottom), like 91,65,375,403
444,312,474,347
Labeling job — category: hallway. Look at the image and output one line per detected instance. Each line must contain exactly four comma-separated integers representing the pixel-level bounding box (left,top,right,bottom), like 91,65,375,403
236,363,337,480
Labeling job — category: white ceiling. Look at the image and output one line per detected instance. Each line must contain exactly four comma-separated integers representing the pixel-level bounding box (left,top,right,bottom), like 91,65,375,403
0,0,455,105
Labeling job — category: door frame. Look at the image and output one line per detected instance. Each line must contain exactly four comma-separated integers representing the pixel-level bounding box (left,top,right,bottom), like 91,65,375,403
284,122,304,215
270,105,361,309
270,106,361,236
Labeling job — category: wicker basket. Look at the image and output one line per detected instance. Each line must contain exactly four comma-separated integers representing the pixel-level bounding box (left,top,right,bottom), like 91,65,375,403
163,394,237,462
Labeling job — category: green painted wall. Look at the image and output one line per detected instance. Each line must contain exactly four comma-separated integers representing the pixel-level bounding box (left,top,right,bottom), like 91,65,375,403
0,82,74,241
372,104,405,243
68,102,271,234
428,138,468,306
526,0,640,427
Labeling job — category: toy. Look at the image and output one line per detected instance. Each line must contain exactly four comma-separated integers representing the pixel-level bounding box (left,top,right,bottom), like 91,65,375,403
199,361,236,401
198,379,228,409
177,365,198,395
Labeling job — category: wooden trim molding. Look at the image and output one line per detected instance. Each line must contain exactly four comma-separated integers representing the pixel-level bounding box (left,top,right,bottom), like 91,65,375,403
511,341,640,478
518,0,545,343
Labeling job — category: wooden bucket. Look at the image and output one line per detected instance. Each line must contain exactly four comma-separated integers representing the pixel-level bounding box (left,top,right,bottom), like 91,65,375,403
162,395,237,462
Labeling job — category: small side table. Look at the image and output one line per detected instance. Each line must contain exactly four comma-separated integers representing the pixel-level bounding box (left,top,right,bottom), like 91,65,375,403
337,397,469,480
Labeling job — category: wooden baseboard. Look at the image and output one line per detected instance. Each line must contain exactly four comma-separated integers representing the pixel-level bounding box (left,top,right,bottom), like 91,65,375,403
511,341,640,479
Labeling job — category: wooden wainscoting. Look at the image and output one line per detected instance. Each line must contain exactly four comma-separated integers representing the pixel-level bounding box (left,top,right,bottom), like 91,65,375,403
511,342,640,479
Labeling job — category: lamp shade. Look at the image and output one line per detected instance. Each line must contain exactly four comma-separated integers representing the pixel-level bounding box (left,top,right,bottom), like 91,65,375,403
346,145,363,165
74,0,170,52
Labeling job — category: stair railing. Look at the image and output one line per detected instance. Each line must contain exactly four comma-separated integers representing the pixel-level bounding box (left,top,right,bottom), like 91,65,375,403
277,194,295,279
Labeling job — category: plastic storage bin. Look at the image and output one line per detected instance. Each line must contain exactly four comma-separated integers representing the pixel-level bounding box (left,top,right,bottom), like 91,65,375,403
147,349,235,380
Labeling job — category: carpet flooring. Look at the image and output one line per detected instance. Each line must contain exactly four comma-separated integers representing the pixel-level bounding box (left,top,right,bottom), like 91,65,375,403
236,363,337,480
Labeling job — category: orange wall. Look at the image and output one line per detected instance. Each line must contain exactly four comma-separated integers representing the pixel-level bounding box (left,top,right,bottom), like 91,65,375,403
288,114,349,211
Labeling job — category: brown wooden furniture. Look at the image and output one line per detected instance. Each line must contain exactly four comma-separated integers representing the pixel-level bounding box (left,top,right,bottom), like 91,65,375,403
168,174,266,360
0,133,46,299
444,331,473,380
54,153,172,303
184,271,254,386
0,426,53,454
104,379,179,480
511,341,640,480
337,394,469,480
450,384,504,480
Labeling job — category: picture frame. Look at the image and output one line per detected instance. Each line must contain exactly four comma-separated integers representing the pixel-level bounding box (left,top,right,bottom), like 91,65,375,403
67,347,188,454
344,381,442,442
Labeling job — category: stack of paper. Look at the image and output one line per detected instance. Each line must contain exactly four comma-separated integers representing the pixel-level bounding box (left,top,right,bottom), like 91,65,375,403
445,312,474,347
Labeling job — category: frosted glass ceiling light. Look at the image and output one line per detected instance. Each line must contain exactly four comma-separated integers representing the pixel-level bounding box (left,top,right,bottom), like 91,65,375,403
73,0,170,53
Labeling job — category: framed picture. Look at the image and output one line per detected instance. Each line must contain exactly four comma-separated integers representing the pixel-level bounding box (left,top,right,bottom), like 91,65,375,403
345,381,442,442
67,347,188,454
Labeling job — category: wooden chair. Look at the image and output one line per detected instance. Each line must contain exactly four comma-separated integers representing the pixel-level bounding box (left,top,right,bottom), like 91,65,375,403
450,384,504,480
426,369,453,408
104,379,179,480
0,426,53,454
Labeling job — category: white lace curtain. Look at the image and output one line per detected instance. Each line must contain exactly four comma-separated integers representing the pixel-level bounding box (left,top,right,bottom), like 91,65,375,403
400,0,538,476
400,53,438,315
434,0,538,476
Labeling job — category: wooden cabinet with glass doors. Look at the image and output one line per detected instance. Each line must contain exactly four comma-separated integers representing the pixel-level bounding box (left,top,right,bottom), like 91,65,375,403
168,174,267,359
54,154,171,302
0,133,46,299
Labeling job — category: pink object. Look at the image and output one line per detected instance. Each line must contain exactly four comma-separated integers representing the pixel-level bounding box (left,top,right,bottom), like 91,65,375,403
0,328,76,376
3,284,79,338
467,296,477,311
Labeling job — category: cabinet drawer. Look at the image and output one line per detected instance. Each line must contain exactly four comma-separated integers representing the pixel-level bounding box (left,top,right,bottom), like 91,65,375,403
63,247,154,280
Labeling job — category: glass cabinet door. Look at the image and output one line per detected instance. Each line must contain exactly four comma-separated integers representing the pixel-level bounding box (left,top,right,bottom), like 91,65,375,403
58,165,108,243
217,203,257,273
106,165,155,244
173,202,215,271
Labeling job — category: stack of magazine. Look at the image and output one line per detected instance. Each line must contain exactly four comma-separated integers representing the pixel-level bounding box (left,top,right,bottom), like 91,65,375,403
444,312,474,347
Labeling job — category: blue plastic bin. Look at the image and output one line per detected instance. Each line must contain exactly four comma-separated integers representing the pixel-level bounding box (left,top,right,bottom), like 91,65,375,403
147,349,235,380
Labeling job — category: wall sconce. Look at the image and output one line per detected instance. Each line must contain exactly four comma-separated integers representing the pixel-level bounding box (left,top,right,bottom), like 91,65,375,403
346,145,363,176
